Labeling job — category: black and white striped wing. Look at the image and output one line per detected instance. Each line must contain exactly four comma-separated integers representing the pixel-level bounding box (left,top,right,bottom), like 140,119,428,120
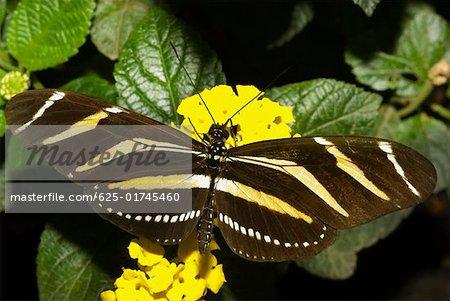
6,89,208,244
214,136,436,261
98,186,208,244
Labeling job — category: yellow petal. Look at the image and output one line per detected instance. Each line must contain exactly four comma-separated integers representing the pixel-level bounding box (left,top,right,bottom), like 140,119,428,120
209,239,220,251
128,238,164,267
166,279,184,301
183,278,207,301
205,264,226,294
177,233,201,263
115,288,143,301
147,261,176,293
137,287,154,301
179,261,200,280
198,252,218,276
100,290,116,301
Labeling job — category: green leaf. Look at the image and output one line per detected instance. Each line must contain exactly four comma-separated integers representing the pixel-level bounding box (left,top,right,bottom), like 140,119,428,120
37,215,130,301
346,9,449,96
352,0,381,17
396,11,448,79
394,114,450,193
266,79,382,136
268,2,314,49
5,133,45,173
0,0,6,26
299,208,412,279
6,0,95,71
62,75,118,103
0,45,16,71
91,0,150,60
0,109,4,136
346,52,421,96
114,5,226,124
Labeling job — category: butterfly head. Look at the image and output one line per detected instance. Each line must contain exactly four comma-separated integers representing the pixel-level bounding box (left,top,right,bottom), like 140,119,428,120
208,124,229,142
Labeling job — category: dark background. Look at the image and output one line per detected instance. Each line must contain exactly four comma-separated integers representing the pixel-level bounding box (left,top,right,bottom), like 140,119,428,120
1,0,449,300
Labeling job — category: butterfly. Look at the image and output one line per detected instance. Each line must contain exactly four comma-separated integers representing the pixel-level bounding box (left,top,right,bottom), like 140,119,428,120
6,88,436,262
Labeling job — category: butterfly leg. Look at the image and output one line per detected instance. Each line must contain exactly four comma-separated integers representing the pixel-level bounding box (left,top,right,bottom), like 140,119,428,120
228,119,240,147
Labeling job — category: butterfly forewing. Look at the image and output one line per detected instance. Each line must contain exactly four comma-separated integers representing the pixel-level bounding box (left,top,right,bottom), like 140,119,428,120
6,89,207,244
226,137,436,229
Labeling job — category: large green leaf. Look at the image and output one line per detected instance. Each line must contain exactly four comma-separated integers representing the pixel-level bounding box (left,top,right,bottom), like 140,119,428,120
91,0,150,60
114,5,225,124
394,114,450,193
346,9,449,96
266,79,382,136
37,215,130,301
299,209,412,279
352,0,381,16
62,75,118,103
6,0,95,71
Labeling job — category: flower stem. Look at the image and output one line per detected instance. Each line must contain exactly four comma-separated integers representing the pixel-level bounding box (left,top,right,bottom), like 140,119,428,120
397,81,433,118
31,74,44,89
431,104,450,121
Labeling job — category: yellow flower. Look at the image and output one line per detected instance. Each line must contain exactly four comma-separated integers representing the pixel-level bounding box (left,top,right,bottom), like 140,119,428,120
101,234,225,301
0,71,30,100
177,85,296,146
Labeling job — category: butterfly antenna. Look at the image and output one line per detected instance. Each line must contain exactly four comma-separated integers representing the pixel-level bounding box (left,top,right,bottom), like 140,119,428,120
188,117,207,143
225,67,290,126
169,42,216,124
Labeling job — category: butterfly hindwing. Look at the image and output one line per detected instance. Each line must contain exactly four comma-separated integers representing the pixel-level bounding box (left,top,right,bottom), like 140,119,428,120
215,188,336,261
97,187,209,244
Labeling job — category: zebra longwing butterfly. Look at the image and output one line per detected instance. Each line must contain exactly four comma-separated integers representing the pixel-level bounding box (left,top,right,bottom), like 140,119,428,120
6,88,436,262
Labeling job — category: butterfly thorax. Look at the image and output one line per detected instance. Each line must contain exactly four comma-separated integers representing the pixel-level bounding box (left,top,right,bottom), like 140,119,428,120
197,124,229,253
205,124,229,172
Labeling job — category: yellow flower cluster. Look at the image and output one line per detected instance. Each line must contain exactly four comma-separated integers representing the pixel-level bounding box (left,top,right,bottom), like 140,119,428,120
177,85,296,146
0,71,29,100
100,234,225,301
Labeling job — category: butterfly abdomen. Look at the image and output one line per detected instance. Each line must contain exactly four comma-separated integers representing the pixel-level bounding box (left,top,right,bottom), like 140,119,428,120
197,180,216,253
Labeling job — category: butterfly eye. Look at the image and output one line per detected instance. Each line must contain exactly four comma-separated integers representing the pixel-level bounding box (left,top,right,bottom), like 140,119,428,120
221,130,229,139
